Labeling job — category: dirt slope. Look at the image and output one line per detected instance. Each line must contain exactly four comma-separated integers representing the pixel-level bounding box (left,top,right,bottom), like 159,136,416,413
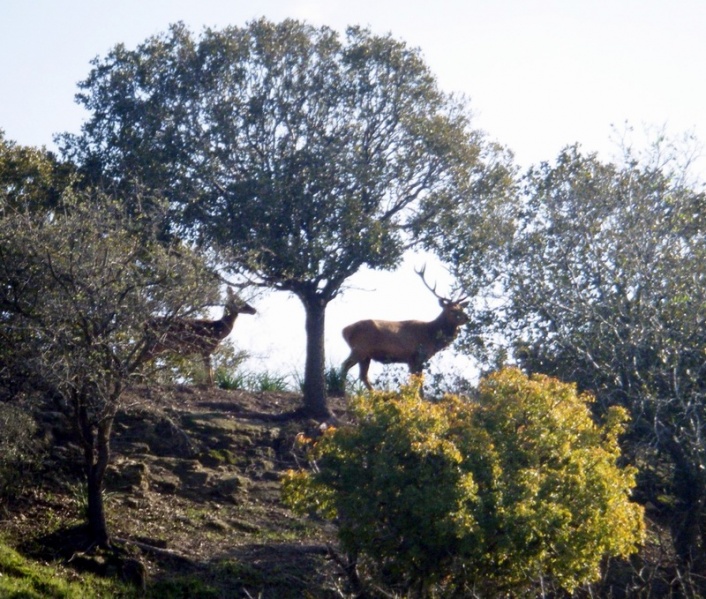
6,385,352,597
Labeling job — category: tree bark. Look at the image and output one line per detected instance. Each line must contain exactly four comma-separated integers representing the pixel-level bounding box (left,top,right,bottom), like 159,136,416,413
300,293,333,419
86,463,110,548
75,392,114,548
86,418,113,548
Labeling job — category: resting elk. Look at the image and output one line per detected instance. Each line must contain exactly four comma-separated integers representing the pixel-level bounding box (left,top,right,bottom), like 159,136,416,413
340,267,469,390
143,287,256,386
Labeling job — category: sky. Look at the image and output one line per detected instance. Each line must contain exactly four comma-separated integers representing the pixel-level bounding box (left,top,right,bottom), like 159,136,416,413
2,0,705,384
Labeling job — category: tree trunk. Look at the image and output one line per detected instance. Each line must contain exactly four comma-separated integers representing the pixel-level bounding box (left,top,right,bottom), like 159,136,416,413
86,462,110,548
86,419,113,548
76,395,113,548
300,293,333,419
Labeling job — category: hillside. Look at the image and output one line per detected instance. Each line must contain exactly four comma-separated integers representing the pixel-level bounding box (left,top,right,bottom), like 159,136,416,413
3,385,352,597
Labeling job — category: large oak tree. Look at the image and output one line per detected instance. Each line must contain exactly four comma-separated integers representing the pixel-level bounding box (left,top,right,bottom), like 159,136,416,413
62,19,514,417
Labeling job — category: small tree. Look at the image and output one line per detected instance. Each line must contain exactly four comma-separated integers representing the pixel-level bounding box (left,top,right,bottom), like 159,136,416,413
283,368,644,597
0,190,216,547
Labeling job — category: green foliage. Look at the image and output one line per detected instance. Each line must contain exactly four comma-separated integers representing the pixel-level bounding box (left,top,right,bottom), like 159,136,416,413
64,20,510,282
283,368,644,596
294,363,350,396
211,343,249,385
151,340,249,387
324,365,346,396
0,130,73,214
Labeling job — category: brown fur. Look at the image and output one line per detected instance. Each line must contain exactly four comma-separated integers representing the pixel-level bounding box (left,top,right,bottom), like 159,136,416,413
143,288,256,385
340,298,469,390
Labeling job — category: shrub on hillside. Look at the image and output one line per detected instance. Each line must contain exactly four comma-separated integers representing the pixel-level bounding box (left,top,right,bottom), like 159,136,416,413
283,368,645,597
0,403,43,501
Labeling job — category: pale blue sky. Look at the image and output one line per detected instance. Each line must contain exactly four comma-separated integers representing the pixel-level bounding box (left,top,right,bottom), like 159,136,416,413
3,0,705,165
2,0,705,380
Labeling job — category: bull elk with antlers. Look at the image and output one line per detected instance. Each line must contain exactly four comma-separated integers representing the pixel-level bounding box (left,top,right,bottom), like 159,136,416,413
340,267,469,391
143,287,256,386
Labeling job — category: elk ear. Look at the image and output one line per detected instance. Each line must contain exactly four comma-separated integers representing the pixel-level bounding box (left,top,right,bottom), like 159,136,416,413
459,300,469,307
439,298,448,308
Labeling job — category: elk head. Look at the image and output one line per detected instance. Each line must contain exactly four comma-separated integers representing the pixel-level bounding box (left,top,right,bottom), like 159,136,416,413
414,264,470,328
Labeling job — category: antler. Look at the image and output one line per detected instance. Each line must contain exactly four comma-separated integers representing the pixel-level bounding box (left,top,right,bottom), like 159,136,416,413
415,264,447,301
415,264,469,305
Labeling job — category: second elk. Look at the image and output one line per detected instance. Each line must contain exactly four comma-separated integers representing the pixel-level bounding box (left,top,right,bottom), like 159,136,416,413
143,287,256,386
340,266,469,391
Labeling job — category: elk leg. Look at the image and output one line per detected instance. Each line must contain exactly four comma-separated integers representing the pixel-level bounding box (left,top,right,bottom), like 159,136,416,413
359,358,373,390
408,362,424,376
409,350,427,377
408,360,426,397
340,354,362,394
341,354,357,380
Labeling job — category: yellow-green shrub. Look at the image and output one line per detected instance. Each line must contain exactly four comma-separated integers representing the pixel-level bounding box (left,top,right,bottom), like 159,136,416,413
283,368,645,596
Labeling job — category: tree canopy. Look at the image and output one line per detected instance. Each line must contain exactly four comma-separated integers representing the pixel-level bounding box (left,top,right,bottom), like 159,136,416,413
61,19,515,416
0,129,73,215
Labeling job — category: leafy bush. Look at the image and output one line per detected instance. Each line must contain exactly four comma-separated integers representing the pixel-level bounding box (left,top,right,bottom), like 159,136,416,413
150,341,249,387
0,403,43,501
283,368,645,597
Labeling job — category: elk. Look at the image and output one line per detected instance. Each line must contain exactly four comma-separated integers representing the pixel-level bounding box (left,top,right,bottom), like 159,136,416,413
340,267,469,391
143,287,256,386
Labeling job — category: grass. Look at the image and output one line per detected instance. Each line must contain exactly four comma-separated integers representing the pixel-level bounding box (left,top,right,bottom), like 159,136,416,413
214,364,376,396
216,369,290,392
215,369,248,390
249,371,289,392
324,365,346,396
0,541,136,598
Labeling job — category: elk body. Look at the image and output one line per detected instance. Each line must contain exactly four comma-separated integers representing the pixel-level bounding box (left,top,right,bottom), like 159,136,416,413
340,268,469,391
143,288,256,386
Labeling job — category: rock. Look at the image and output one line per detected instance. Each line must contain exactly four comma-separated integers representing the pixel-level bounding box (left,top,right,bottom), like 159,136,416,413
153,416,198,458
210,473,250,503
106,461,150,492
204,517,230,532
